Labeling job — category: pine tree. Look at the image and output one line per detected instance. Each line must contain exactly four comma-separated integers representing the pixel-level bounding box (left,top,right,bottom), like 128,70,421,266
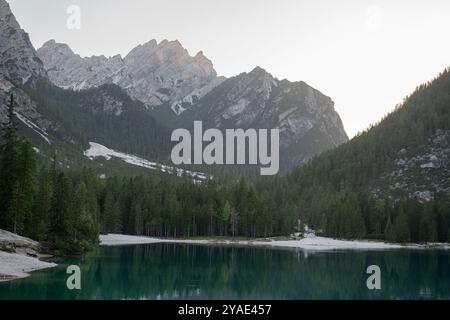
49,172,71,251
419,203,438,243
0,94,20,233
17,139,37,236
230,205,239,238
222,200,231,236
384,213,395,242
33,169,52,240
393,203,411,243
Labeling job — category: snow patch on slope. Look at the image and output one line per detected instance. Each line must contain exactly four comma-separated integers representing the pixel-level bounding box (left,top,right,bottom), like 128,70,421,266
15,112,51,144
84,142,207,181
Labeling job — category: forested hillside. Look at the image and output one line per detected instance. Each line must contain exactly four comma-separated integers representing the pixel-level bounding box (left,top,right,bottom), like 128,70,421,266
285,68,450,242
22,81,171,160
3,69,450,247
97,68,450,243
0,95,99,254
3,66,450,248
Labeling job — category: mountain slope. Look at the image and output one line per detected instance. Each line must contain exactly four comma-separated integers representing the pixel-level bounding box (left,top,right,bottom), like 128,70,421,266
0,0,47,125
21,81,171,159
291,68,450,198
0,0,172,176
0,0,46,85
282,68,450,242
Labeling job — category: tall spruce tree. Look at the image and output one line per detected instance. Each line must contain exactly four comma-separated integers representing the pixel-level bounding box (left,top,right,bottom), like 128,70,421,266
0,94,20,233
33,169,52,240
17,138,37,236
393,203,411,243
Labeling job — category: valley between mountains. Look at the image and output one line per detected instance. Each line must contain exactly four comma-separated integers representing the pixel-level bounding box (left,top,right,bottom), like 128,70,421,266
0,0,449,268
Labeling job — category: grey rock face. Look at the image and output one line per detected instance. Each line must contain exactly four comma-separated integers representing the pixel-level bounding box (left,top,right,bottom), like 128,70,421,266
37,40,122,91
176,67,349,168
379,129,450,201
0,0,47,84
37,39,220,110
0,0,48,128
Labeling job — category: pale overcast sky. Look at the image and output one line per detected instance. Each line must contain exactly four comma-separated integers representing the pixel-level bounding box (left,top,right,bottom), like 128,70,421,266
8,0,450,137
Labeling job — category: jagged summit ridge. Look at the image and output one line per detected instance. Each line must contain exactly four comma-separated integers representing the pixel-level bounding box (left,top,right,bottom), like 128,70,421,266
37,38,219,108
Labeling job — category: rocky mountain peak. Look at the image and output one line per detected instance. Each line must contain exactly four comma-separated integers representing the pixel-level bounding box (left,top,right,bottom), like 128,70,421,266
194,50,205,59
249,66,269,77
175,64,348,169
39,39,76,59
124,39,157,63
159,39,184,51
193,51,216,76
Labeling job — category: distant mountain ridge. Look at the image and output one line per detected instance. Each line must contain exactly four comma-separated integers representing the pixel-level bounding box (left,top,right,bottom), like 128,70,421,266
1,0,348,173
37,39,223,110
37,39,348,169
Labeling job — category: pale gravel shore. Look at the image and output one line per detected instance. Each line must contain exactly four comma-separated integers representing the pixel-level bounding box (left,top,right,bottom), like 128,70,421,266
0,251,57,281
2,231,448,283
100,233,450,251
0,229,57,282
0,229,39,248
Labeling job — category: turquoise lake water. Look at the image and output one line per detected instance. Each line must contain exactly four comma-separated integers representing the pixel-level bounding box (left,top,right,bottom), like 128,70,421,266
1,243,449,300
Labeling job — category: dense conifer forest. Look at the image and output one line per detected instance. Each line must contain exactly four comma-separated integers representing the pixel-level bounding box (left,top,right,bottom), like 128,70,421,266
1,68,450,254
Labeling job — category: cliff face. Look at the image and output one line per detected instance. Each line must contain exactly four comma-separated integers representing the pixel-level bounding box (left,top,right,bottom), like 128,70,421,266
0,0,48,125
0,0,47,84
175,67,348,168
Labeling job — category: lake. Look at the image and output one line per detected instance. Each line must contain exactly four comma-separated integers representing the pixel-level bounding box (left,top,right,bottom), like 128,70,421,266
1,243,449,300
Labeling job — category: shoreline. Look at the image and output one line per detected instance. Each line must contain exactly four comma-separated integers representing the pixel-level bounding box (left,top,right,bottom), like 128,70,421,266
100,233,450,251
0,251,57,282
0,229,57,282
3,231,449,283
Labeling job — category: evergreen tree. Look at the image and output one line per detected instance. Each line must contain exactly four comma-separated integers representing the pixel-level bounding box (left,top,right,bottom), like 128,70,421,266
393,203,411,243
0,94,20,233
49,172,72,251
33,169,52,240
17,139,37,236
222,200,232,236
384,213,395,242
419,203,438,243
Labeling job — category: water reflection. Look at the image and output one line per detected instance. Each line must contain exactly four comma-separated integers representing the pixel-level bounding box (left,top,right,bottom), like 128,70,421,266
1,244,449,300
